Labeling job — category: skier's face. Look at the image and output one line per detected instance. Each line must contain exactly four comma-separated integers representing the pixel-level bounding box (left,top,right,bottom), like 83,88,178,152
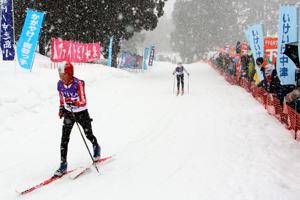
59,73,73,85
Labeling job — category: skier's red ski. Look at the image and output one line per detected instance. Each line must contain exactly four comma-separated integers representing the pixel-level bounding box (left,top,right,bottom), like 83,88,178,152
19,170,74,195
71,155,113,180
19,155,113,195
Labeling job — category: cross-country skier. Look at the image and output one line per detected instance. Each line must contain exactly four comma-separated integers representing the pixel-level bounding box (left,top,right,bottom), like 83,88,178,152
172,62,190,95
54,62,101,176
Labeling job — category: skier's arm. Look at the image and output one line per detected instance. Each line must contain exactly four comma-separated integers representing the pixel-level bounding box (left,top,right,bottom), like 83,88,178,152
74,80,87,107
59,92,64,106
58,92,65,118
172,68,176,75
183,67,190,76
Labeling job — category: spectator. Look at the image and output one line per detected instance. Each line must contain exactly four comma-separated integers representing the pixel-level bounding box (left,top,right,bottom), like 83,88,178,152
236,41,241,54
240,54,249,78
269,64,281,94
256,57,268,91
247,52,256,81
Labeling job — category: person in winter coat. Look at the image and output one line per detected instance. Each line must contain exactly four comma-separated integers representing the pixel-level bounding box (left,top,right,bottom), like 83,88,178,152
236,41,241,54
173,62,190,95
269,64,281,94
54,62,101,177
256,57,268,91
240,54,249,78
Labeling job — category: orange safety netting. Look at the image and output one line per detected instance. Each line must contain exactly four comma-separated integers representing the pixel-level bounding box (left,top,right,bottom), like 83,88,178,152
209,62,299,141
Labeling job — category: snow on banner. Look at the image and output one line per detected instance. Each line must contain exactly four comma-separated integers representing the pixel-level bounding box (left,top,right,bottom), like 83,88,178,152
0,0,15,61
17,9,45,70
51,38,101,63
276,5,298,85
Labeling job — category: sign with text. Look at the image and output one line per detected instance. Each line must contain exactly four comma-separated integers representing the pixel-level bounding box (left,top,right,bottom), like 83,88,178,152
276,5,298,85
245,23,265,81
1,0,15,60
17,9,45,70
264,37,278,65
51,39,101,63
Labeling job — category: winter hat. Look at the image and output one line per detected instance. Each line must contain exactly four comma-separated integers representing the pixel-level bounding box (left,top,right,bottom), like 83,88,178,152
256,57,264,66
58,62,74,76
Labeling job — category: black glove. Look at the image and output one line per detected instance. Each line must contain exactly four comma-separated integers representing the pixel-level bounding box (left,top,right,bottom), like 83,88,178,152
59,106,65,119
66,102,74,106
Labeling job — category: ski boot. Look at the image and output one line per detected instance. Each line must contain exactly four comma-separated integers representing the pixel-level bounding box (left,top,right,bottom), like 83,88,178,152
93,145,101,161
53,162,68,177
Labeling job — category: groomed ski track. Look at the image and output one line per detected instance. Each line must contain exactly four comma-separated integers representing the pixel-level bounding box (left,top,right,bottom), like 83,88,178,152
1,58,300,200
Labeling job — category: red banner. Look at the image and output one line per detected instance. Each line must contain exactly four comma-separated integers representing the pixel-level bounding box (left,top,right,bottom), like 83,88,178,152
51,38,101,62
264,37,277,65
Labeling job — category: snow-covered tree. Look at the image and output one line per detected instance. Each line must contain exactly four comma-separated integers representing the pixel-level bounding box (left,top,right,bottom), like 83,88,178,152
14,0,167,67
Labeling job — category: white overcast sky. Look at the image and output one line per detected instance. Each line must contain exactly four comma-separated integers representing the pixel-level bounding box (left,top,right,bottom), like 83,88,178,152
164,0,175,18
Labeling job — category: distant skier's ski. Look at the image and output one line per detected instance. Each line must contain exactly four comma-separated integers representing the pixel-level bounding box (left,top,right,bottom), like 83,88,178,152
18,155,113,195
71,155,113,180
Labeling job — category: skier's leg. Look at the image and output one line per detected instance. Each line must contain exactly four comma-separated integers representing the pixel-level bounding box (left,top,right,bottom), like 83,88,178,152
60,114,75,163
54,113,75,176
176,75,180,95
181,75,184,94
77,110,101,158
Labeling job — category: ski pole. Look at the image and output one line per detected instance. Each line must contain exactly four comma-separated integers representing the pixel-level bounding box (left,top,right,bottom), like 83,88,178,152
188,74,190,95
173,75,175,95
69,106,99,173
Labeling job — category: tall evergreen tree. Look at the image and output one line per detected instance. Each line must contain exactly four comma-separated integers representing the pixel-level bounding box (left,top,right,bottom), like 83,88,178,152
14,0,167,67
171,0,237,62
170,0,300,63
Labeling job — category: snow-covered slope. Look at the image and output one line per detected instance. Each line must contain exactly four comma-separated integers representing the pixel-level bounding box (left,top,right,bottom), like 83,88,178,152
1,55,300,200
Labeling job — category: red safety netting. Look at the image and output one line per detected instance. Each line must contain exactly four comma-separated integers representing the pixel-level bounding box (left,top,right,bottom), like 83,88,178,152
209,62,299,141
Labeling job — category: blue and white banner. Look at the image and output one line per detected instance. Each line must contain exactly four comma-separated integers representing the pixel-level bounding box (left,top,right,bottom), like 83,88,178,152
245,23,264,81
143,47,149,70
108,36,113,67
276,5,298,85
148,45,155,66
17,9,45,70
1,0,15,60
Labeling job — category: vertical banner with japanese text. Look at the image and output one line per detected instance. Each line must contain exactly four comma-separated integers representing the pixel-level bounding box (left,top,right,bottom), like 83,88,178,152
17,9,45,70
245,24,265,81
276,5,298,85
143,47,149,70
148,45,155,66
1,0,15,60
108,36,113,67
